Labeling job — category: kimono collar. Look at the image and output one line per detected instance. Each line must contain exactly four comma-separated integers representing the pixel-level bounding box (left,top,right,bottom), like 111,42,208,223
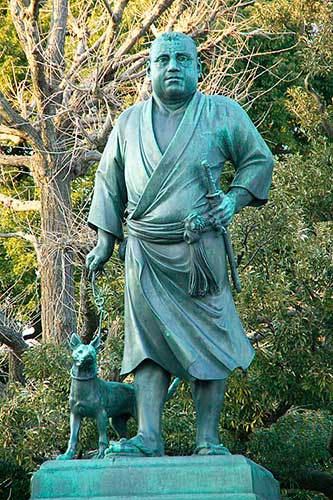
130,91,205,220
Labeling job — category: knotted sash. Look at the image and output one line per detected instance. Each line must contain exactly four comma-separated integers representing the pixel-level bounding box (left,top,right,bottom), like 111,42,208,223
127,216,219,297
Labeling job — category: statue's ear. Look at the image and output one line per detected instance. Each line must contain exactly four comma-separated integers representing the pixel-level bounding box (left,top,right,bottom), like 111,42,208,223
69,333,82,350
146,59,151,81
91,335,101,353
197,57,202,80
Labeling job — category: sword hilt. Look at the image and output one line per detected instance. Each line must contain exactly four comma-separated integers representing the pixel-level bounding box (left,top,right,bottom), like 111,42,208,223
201,160,224,208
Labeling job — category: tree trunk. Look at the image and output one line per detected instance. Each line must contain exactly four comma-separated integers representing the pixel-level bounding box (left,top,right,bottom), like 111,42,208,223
39,161,76,342
8,351,25,384
0,310,28,383
78,265,99,344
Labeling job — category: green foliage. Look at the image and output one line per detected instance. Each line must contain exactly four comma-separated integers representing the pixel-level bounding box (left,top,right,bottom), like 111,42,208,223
246,0,333,153
0,164,40,323
0,460,29,500
247,409,333,493
231,163,333,412
252,0,329,33
99,315,125,382
163,381,196,455
0,0,27,91
0,343,103,499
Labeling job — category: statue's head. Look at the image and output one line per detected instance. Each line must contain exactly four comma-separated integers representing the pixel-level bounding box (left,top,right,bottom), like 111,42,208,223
147,32,202,103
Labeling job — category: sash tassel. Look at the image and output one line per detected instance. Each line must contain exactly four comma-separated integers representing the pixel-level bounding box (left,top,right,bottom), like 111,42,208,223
183,213,219,298
127,213,220,298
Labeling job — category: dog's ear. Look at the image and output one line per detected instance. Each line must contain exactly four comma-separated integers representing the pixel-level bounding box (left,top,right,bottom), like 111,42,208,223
69,332,82,350
90,335,101,353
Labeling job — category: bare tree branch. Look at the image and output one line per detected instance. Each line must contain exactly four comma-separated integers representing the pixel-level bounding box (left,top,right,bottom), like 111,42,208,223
10,0,47,103
0,310,28,355
0,310,28,383
46,0,69,91
101,0,114,18
71,150,102,178
0,92,43,153
113,0,129,23
0,193,41,212
0,231,39,251
0,125,27,142
96,115,113,150
0,154,33,167
84,150,102,163
101,0,129,58
100,0,176,82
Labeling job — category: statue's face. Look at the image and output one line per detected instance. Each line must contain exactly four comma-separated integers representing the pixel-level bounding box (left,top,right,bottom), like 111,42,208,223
148,37,201,103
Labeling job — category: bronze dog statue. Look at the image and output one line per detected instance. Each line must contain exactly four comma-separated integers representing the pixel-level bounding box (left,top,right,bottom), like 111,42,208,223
57,333,137,460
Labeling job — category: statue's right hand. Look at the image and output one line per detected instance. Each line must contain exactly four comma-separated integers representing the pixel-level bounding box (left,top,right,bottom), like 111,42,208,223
86,232,116,274
86,246,111,274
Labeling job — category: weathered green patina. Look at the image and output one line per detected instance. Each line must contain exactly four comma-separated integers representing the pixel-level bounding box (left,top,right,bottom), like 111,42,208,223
86,32,274,457
31,455,281,499
57,333,137,460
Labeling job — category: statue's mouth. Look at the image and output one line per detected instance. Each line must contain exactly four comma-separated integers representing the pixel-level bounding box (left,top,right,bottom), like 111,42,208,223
166,76,182,81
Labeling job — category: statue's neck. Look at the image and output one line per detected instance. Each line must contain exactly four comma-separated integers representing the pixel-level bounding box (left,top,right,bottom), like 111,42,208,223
151,93,195,154
152,93,194,115
71,364,97,380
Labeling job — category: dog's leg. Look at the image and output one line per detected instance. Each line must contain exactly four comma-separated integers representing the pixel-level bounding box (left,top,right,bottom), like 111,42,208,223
96,409,108,459
57,413,81,460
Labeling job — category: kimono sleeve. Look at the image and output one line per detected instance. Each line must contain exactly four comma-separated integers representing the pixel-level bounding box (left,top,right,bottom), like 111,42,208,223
225,101,274,206
88,120,127,240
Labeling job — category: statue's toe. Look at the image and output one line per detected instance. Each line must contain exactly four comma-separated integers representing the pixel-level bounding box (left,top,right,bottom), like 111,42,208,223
104,434,163,457
193,442,231,456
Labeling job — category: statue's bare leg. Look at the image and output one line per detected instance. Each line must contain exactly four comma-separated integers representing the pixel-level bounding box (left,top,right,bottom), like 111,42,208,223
191,378,230,455
134,359,170,455
106,359,170,456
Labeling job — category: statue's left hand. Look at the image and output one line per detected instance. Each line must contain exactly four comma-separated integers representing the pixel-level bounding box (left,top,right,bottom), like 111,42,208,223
208,195,237,227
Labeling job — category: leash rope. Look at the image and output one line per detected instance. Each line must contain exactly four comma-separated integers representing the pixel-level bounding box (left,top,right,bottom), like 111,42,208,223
90,271,107,337
89,271,181,397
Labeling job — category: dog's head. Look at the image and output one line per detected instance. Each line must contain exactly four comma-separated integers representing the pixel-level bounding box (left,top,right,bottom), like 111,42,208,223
69,333,101,369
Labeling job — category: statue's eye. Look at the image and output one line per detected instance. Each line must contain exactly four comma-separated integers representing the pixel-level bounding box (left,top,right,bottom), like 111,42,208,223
156,56,169,66
177,55,191,64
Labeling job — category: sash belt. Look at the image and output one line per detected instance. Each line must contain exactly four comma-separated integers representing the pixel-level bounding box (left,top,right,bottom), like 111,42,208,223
127,214,219,298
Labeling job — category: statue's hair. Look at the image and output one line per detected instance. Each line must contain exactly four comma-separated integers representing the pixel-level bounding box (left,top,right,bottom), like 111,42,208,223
150,32,197,56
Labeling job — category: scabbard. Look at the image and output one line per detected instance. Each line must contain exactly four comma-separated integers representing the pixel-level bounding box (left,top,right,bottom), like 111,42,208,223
201,160,242,293
222,229,242,293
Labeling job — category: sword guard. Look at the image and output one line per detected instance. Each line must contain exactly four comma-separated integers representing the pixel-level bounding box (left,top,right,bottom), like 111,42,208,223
206,191,223,199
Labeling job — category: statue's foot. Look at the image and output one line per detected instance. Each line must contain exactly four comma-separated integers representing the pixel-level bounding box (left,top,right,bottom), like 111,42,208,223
194,442,231,456
104,434,164,458
56,450,75,460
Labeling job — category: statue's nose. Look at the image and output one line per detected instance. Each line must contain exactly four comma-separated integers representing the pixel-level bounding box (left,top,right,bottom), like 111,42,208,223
167,57,180,71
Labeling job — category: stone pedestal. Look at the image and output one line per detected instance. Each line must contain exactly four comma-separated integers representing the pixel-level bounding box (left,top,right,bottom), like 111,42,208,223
30,455,280,500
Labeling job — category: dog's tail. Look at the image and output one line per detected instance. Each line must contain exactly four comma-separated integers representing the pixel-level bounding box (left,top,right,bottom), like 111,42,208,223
166,377,181,401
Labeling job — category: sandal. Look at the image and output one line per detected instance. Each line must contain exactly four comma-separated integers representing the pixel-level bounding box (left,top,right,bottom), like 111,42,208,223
104,434,163,457
194,442,231,456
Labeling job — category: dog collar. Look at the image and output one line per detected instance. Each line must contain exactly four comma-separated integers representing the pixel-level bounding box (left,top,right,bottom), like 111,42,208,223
70,366,97,380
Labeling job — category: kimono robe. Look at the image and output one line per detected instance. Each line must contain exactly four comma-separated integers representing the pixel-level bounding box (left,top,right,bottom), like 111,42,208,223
88,91,274,381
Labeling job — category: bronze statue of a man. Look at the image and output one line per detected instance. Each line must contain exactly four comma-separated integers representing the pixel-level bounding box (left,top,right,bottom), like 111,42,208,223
86,32,274,457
